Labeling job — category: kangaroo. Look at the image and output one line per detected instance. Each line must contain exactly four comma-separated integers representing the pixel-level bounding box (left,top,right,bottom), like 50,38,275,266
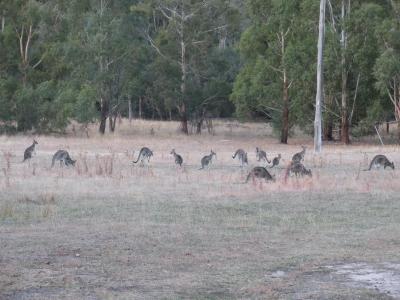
292,146,306,163
51,150,76,167
270,154,281,168
245,166,275,183
170,149,183,167
132,147,153,165
256,147,271,163
22,140,38,162
289,161,312,177
199,150,216,170
232,149,248,167
367,155,395,170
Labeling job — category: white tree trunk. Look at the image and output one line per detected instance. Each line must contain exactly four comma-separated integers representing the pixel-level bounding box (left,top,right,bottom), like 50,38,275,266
314,0,326,153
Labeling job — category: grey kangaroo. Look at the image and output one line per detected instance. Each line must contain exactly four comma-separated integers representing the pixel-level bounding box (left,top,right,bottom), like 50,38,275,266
292,146,306,163
51,150,76,167
133,147,153,165
199,150,216,170
245,167,275,183
170,149,183,167
232,149,248,167
23,140,38,162
270,154,281,168
256,147,271,163
367,155,394,170
289,161,312,177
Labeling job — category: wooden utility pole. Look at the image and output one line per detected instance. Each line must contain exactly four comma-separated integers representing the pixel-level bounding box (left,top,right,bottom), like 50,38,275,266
314,0,326,153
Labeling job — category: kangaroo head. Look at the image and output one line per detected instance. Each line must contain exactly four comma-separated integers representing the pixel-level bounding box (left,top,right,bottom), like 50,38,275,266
170,149,175,155
306,169,312,177
33,140,38,145
211,150,216,157
390,162,395,169
277,154,281,158
271,174,276,182
70,159,76,166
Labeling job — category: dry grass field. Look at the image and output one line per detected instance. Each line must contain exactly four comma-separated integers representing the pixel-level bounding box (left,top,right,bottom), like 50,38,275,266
1,119,400,299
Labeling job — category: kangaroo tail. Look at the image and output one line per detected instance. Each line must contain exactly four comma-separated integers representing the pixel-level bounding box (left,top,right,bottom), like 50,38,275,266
132,149,143,164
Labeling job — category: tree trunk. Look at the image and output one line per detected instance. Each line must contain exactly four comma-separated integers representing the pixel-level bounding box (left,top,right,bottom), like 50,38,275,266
1,13,4,33
179,14,189,135
398,121,400,145
281,70,289,144
138,97,142,119
340,0,350,144
314,0,326,153
323,96,333,141
109,114,117,132
128,99,132,123
99,97,109,134
341,75,350,144
180,103,188,134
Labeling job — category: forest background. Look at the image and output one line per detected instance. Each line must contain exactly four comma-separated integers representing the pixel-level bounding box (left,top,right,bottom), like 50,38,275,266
0,0,399,144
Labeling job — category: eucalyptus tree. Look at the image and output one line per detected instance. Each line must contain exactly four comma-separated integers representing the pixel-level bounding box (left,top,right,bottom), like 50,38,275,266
231,0,315,144
133,0,239,134
324,0,389,143
374,2,400,142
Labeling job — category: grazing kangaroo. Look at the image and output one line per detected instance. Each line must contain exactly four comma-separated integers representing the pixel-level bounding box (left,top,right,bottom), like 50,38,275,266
232,149,248,167
292,146,306,163
199,150,216,170
170,149,183,167
51,150,76,167
133,147,153,165
256,147,271,163
270,154,281,168
367,155,394,170
245,167,275,183
289,161,312,177
22,140,38,162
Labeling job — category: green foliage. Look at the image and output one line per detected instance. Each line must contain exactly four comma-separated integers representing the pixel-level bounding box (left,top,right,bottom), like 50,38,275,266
0,0,398,139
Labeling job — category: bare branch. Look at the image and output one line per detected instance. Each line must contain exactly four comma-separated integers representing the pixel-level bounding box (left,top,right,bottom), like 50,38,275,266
32,56,44,69
25,24,32,63
349,73,360,125
145,30,167,60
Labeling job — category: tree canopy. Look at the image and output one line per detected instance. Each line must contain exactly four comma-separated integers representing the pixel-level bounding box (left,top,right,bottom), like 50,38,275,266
0,0,398,143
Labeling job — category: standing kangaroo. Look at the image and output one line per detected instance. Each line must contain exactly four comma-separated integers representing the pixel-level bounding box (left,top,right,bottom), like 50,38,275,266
51,150,76,167
292,146,306,163
232,149,248,167
256,147,271,163
270,154,281,168
367,155,394,170
199,150,216,170
245,167,275,183
22,140,38,162
132,147,153,165
170,149,183,167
